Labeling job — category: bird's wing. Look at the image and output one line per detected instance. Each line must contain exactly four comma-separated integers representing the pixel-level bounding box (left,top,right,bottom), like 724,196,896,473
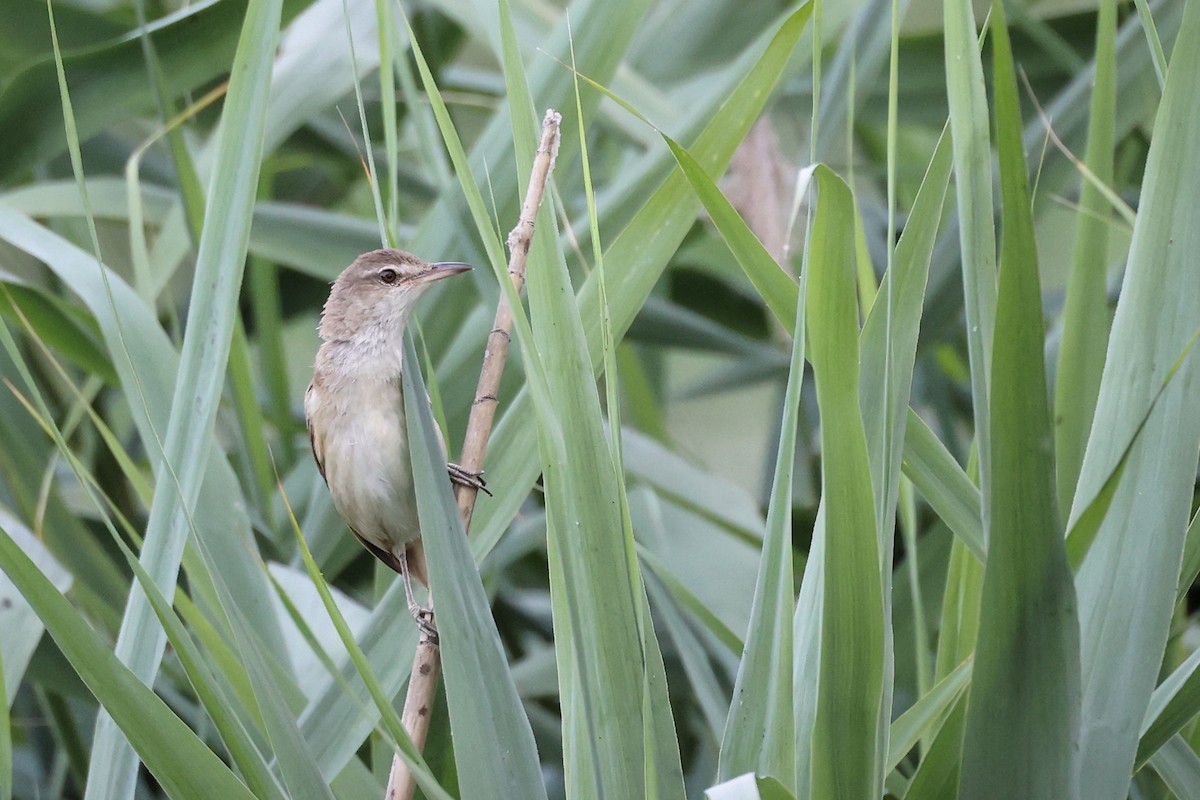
304,381,327,484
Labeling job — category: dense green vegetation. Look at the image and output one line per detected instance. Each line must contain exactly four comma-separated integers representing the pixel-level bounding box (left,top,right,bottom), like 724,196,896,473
1,0,1197,798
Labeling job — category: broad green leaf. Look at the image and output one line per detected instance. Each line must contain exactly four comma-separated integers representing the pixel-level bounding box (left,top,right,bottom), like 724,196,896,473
957,7,1080,797
1071,1,1200,796
0,521,257,800
0,283,115,385
806,165,884,800
402,335,547,798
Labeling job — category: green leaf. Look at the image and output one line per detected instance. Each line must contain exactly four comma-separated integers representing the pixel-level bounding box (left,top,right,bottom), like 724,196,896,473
942,0,996,496
806,165,885,800
401,334,548,799
1071,0,1200,795
1137,645,1200,770
664,137,800,328
957,6,1081,798
0,283,116,385
886,659,971,776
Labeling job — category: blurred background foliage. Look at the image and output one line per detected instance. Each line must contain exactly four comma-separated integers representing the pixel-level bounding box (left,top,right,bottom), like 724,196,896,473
0,0,1197,798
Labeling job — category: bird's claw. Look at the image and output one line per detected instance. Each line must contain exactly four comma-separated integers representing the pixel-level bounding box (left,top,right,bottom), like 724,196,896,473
447,462,491,496
409,603,439,645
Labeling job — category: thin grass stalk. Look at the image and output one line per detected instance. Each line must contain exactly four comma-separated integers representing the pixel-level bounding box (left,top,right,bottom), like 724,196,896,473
386,109,562,800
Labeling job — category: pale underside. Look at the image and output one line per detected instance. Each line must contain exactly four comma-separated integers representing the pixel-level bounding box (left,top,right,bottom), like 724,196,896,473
305,372,419,557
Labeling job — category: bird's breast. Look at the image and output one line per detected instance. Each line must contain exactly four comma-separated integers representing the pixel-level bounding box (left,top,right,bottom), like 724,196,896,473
308,373,420,553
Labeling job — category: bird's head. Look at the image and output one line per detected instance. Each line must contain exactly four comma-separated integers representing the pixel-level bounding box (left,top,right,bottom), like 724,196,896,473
318,249,471,343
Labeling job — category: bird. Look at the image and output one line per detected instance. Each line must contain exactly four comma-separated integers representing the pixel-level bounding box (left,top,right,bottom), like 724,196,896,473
304,248,482,640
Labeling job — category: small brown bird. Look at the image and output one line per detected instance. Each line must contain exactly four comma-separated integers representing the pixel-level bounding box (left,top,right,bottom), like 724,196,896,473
305,248,480,638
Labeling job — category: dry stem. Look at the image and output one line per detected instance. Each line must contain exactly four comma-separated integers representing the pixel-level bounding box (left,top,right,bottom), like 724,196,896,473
386,109,562,800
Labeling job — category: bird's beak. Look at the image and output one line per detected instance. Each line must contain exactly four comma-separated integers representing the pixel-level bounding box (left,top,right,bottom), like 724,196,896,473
418,261,472,283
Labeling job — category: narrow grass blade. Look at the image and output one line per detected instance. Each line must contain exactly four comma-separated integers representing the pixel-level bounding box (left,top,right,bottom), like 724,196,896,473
957,7,1081,797
1053,0,1117,517
1071,1,1200,795
806,165,885,800
942,0,996,498
663,138,801,327
886,660,971,776
901,411,984,561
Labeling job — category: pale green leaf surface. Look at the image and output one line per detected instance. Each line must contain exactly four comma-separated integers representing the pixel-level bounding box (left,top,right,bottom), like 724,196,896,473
1071,1,1200,795
623,428,764,540
266,564,371,700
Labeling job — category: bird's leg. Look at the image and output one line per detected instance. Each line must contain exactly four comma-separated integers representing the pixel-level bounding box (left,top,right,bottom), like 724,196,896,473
398,547,438,644
447,462,491,496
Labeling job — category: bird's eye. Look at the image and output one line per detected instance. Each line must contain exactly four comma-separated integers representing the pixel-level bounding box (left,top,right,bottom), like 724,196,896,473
378,268,398,284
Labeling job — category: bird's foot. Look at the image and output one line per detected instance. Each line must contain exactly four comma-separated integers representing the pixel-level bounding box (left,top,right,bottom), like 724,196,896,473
448,462,491,496
408,602,439,645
